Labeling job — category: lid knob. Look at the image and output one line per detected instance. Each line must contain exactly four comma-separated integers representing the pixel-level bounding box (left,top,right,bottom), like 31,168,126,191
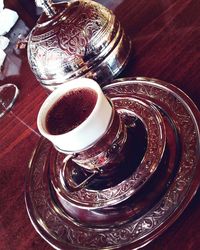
35,0,56,17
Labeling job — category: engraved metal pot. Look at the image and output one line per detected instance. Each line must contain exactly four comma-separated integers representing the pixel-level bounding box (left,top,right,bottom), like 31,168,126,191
27,0,132,91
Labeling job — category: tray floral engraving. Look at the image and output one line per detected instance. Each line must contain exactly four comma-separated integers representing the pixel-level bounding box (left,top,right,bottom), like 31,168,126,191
26,78,200,249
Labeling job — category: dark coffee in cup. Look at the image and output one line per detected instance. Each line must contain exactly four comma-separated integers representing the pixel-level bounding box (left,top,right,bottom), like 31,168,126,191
37,78,119,161
46,87,97,135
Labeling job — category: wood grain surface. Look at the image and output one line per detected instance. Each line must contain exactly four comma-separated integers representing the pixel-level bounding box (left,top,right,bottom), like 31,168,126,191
0,0,199,249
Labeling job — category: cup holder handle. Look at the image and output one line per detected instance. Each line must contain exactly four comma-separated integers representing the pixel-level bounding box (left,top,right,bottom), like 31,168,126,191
60,155,98,192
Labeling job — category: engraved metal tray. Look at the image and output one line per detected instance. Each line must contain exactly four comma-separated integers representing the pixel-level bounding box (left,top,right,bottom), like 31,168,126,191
50,96,166,209
25,77,200,249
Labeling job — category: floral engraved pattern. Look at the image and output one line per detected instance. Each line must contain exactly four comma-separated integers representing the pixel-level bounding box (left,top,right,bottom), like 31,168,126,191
26,78,200,249
57,2,108,56
53,97,166,208
28,0,109,79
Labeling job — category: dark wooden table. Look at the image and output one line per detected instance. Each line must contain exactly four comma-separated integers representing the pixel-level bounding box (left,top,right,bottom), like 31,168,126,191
0,0,199,249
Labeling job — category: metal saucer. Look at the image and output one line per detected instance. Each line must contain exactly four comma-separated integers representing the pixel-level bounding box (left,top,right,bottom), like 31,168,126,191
25,77,200,249
50,96,166,210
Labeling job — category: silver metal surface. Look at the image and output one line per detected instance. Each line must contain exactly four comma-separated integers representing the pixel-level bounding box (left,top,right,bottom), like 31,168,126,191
0,83,19,118
35,0,56,17
28,0,132,91
51,96,166,209
25,78,200,249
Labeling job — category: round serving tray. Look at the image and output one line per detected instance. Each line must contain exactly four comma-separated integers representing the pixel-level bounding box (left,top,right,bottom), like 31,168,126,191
25,77,200,249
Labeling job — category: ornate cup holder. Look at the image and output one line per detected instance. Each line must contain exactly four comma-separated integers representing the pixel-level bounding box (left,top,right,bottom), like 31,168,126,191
50,97,166,210
25,77,200,249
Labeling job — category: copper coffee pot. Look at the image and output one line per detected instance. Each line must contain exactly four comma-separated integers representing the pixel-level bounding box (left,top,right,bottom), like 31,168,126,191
27,0,132,91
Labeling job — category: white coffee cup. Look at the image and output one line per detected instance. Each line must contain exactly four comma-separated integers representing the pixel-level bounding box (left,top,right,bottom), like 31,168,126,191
37,78,113,152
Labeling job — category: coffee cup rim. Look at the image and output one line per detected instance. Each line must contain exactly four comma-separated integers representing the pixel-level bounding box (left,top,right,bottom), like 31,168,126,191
37,78,112,151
